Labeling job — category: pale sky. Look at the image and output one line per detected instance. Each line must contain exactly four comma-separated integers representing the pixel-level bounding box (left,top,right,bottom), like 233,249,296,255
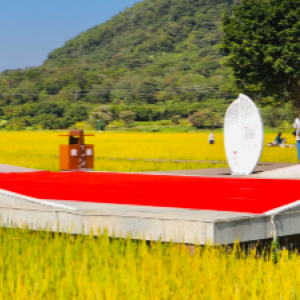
0,0,141,71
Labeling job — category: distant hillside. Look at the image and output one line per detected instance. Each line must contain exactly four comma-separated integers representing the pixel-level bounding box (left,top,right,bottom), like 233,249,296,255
0,0,240,129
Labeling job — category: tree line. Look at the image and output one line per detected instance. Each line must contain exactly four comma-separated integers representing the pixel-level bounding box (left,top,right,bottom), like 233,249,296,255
0,100,293,130
2,0,300,130
0,0,236,123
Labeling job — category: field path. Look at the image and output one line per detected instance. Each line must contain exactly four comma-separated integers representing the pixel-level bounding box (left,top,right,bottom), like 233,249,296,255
0,163,39,173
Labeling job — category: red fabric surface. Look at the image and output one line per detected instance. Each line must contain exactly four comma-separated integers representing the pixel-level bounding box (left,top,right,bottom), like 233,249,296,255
0,171,298,214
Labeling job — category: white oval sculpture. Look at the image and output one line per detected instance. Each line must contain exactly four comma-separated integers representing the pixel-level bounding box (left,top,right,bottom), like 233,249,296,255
224,94,264,176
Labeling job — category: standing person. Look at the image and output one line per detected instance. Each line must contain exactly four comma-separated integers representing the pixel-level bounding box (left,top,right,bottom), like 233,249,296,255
293,118,300,163
208,131,214,144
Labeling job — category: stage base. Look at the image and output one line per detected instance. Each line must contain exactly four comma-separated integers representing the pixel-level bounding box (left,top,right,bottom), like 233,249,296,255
1,188,300,245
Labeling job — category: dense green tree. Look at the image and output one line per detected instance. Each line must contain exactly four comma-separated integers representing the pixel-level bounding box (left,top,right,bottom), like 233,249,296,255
170,115,181,125
260,107,284,128
0,0,241,129
221,0,300,112
89,106,113,130
260,103,296,127
119,111,136,126
63,104,91,122
188,108,213,128
35,114,57,129
9,117,30,130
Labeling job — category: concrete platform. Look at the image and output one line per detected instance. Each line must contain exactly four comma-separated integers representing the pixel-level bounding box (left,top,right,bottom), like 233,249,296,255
146,163,296,177
251,164,300,179
0,162,299,245
0,161,293,176
1,186,300,245
0,163,39,173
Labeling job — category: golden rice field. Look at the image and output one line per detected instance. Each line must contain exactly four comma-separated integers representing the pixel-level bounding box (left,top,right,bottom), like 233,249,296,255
0,132,299,300
0,131,297,171
0,226,298,300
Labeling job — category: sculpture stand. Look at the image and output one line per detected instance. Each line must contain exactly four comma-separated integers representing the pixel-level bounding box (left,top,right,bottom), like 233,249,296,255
224,94,264,176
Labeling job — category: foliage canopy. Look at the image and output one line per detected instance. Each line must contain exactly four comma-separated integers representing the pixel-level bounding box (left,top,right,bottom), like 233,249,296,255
221,0,300,111
0,0,238,129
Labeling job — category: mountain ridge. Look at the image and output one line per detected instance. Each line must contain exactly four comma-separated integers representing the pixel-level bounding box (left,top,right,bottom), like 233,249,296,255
0,0,239,129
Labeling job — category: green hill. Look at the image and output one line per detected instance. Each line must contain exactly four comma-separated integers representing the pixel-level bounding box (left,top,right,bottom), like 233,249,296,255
0,0,239,130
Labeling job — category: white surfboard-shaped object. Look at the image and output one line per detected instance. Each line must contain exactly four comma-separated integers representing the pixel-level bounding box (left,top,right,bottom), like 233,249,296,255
224,94,264,176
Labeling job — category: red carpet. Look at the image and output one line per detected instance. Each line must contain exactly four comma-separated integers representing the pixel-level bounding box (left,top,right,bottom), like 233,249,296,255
0,171,298,214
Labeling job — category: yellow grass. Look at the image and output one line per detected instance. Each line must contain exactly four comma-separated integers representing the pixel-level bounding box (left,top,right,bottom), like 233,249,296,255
0,131,296,171
0,226,299,300
0,132,298,299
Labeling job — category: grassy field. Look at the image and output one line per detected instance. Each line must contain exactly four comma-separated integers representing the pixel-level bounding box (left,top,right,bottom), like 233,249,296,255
0,131,297,171
0,226,297,300
0,132,298,300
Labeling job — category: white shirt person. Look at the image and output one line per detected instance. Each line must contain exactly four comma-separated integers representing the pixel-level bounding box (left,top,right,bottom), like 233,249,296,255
208,131,215,144
293,118,300,163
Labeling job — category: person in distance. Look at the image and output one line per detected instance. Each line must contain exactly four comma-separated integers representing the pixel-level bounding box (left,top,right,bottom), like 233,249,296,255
208,131,214,144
